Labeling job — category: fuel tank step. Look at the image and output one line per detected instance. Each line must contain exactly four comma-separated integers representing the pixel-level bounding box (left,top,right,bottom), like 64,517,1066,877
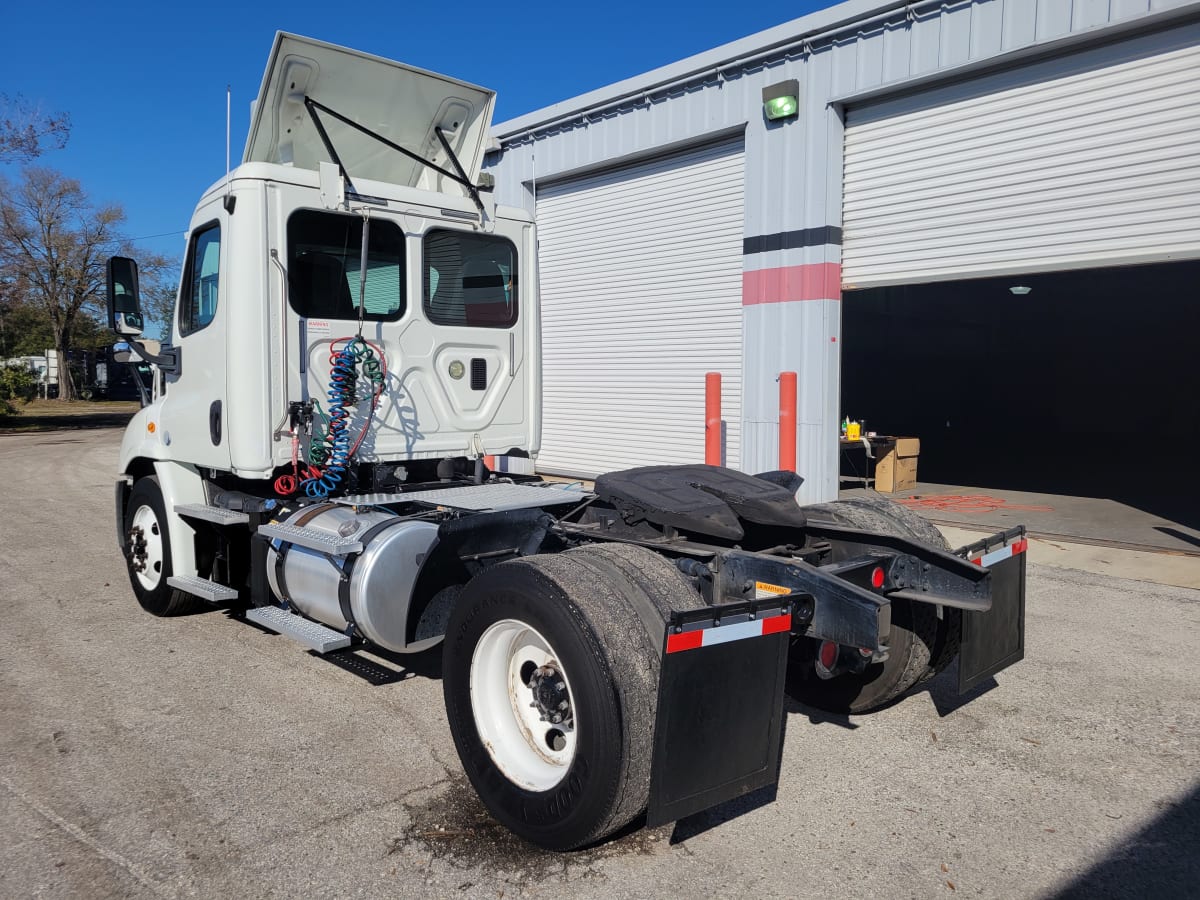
245,605,352,653
167,575,240,603
174,503,250,525
256,522,364,556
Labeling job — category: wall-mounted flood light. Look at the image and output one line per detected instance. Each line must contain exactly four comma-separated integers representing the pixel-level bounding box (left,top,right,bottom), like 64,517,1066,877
763,79,801,121
1009,285,1032,295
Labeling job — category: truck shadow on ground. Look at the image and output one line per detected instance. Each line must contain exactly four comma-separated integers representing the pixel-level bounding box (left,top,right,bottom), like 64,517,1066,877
316,642,444,685
1049,782,1200,899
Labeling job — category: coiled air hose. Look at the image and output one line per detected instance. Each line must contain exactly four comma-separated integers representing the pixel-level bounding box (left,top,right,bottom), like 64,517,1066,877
291,336,386,499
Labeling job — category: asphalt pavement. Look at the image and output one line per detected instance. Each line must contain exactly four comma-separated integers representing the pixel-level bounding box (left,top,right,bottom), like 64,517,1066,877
1,429,1196,899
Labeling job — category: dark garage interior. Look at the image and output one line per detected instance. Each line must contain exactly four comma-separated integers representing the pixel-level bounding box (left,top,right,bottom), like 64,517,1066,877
840,259,1200,525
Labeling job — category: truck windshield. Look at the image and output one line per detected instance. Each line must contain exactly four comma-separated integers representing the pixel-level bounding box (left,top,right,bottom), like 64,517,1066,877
287,210,406,321
423,229,518,328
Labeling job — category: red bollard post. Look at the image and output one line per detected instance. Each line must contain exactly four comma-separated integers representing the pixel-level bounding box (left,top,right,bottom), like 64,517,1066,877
779,371,797,472
705,372,722,466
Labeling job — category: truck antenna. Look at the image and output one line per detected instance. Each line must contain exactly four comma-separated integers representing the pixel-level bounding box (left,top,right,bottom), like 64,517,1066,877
223,85,236,213
225,84,231,180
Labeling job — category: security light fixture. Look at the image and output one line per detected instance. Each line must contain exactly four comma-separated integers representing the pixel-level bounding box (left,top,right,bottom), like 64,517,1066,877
763,79,800,121
1009,285,1033,296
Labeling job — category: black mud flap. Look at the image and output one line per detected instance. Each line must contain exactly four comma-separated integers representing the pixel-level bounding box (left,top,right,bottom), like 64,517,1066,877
956,527,1028,694
646,598,793,827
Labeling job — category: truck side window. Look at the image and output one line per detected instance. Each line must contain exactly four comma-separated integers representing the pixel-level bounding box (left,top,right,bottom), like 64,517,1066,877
178,222,221,337
423,229,518,328
287,210,405,321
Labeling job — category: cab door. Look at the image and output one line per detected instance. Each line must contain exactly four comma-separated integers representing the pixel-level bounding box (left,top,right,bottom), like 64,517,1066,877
159,201,231,470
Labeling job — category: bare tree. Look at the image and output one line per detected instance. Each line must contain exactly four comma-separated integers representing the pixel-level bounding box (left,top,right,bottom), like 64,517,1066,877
0,167,170,400
0,94,70,163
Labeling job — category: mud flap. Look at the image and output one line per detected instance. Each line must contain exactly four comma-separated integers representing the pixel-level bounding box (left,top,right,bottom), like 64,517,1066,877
646,599,792,827
957,527,1028,694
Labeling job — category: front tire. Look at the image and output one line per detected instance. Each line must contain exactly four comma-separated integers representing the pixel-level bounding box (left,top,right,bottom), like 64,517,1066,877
442,544,702,849
122,476,202,617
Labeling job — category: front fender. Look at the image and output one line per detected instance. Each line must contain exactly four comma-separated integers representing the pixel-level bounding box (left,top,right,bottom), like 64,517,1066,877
118,401,172,474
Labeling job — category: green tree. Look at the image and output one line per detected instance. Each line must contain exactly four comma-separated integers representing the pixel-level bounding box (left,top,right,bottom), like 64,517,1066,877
0,167,171,400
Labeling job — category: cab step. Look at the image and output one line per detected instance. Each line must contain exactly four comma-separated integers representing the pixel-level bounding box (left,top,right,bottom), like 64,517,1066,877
167,575,240,603
256,522,363,555
244,605,352,653
174,503,250,525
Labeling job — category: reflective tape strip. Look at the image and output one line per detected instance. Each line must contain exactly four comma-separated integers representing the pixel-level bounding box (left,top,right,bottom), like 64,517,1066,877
972,539,1029,567
665,612,792,654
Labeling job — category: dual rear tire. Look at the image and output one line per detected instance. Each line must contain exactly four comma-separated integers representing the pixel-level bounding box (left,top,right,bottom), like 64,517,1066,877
442,543,703,850
789,497,960,714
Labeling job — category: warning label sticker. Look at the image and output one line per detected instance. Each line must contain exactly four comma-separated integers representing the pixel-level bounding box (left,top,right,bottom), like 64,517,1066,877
306,318,332,338
754,581,791,600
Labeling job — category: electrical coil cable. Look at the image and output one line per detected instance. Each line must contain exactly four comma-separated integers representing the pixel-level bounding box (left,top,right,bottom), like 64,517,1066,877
297,336,386,499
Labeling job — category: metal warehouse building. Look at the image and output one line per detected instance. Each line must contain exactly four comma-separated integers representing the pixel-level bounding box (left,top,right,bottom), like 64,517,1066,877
485,0,1200,504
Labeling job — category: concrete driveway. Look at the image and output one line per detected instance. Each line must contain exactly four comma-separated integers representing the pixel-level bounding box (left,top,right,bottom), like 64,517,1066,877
1,429,1196,899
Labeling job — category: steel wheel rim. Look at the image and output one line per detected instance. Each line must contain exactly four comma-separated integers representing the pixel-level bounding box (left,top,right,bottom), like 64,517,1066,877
469,618,577,791
129,504,164,591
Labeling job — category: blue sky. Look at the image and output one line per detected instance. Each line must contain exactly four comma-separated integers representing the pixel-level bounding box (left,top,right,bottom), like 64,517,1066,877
1,1,822,270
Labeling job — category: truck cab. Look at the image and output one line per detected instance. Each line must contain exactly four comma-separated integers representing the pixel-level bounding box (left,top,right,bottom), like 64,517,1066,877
118,33,537,485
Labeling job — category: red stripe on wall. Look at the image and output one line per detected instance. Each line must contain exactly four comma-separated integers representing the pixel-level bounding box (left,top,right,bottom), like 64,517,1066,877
743,263,842,305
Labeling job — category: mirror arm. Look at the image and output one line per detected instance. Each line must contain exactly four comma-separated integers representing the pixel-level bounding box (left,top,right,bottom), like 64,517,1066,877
128,339,181,375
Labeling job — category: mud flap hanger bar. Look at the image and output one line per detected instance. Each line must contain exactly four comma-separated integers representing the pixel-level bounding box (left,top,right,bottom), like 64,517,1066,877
647,598,794,827
717,550,889,651
303,96,486,216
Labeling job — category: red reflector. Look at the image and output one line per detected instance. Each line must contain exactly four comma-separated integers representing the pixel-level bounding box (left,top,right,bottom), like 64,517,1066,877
761,613,791,635
871,566,885,588
1012,539,1028,554
819,640,838,669
665,630,704,654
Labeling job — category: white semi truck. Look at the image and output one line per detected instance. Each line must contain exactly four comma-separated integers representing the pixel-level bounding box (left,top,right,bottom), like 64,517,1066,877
108,33,1028,850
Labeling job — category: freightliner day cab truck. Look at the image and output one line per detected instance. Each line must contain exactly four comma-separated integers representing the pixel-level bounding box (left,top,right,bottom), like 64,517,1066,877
107,33,1028,850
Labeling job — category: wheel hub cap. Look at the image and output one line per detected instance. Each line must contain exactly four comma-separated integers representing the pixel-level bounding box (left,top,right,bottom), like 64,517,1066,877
469,619,578,791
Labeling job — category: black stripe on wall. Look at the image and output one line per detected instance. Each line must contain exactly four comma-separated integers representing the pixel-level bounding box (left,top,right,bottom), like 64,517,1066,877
743,226,843,255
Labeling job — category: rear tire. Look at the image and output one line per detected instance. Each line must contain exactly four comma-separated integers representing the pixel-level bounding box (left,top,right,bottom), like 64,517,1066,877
122,476,203,617
442,544,702,849
791,499,953,713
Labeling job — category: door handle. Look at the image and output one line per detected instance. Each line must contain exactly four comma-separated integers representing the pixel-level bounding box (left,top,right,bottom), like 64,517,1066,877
209,400,222,446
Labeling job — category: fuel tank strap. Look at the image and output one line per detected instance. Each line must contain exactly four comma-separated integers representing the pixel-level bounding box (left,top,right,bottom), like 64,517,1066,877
336,517,399,637
271,503,335,606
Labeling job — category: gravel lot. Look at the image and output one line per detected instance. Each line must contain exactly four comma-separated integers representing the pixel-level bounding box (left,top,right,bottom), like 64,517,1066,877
1,429,1196,899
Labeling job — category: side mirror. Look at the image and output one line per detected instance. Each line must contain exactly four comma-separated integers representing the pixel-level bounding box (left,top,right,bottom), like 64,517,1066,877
112,341,134,364
107,256,144,336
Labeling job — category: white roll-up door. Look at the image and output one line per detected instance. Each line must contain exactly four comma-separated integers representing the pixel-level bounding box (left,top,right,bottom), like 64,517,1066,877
534,139,745,477
842,28,1200,288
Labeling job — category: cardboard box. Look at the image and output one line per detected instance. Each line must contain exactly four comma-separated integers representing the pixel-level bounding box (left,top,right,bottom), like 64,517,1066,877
874,437,919,492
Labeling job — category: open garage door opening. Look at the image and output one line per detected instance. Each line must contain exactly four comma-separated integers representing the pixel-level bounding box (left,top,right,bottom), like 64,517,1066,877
840,259,1200,528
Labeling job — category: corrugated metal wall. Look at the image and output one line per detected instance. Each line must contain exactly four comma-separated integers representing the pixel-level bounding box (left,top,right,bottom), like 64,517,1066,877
534,140,746,477
843,24,1200,285
486,0,1200,501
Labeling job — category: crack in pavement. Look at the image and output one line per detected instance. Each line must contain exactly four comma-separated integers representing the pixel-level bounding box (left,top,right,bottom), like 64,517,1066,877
0,773,176,898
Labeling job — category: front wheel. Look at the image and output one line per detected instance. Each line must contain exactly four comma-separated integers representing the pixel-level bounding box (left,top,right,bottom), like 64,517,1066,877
122,476,202,617
442,544,702,849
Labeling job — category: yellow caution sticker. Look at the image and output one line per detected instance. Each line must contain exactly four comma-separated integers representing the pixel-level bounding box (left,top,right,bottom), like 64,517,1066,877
754,581,791,600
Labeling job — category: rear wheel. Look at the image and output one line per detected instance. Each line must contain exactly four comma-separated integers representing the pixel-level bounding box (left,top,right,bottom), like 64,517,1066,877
122,476,203,617
791,498,955,713
442,543,702,849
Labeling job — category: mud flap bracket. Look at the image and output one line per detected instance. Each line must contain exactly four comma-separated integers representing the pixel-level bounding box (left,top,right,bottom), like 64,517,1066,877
646,598,793,827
